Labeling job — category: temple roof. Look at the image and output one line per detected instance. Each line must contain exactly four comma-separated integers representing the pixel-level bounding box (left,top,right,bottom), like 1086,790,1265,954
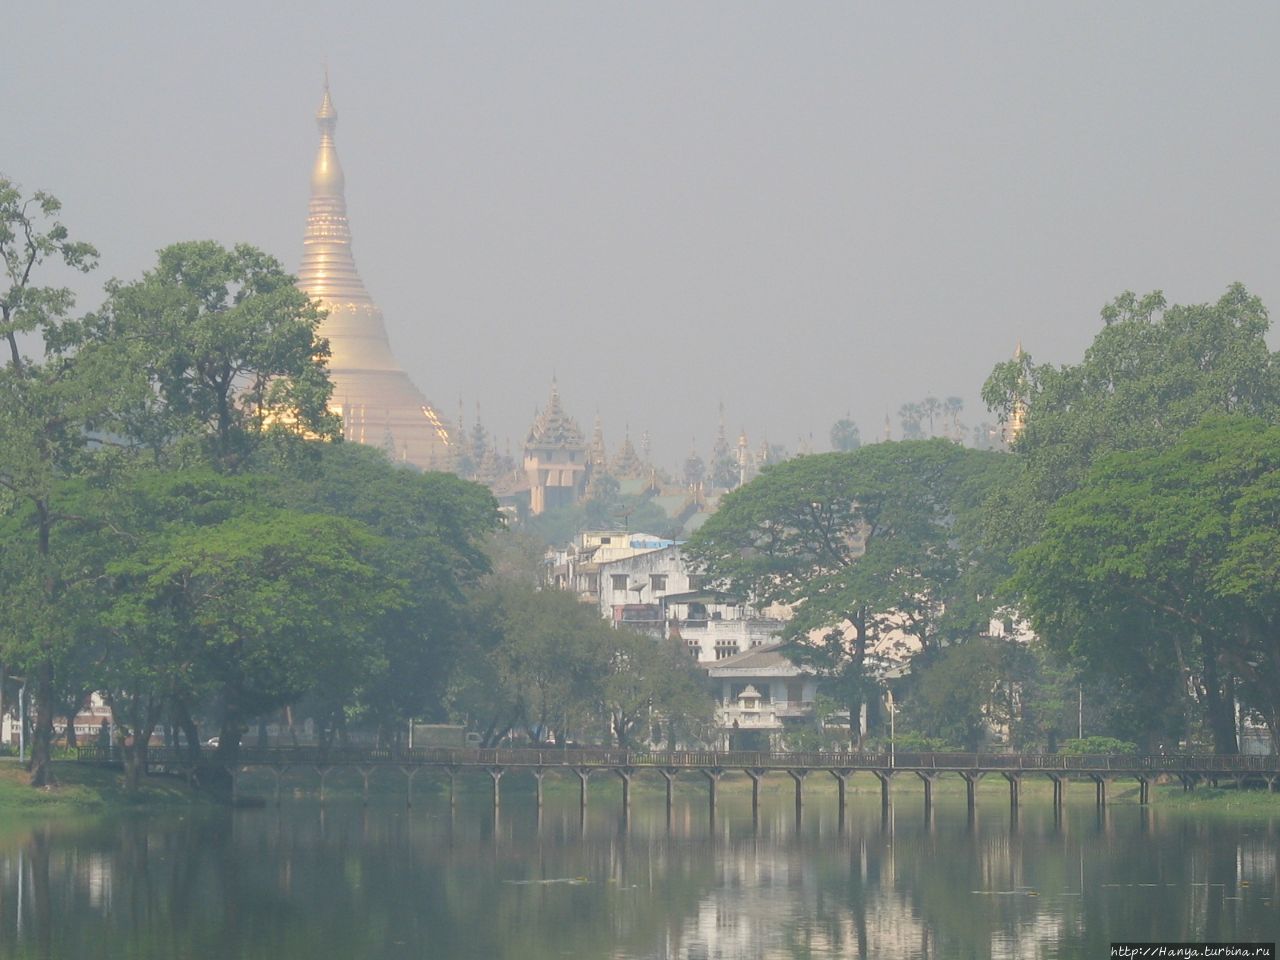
611,432,645,479
526,380,585,448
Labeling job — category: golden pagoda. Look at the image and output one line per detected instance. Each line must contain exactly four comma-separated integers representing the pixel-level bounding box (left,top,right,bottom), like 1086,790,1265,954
1002,340,1029,446
297,79,451,469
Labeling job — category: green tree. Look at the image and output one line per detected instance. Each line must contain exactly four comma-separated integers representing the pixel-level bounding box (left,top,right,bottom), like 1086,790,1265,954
600,631,710,748
1015,418,1280,752
829,417,861,452
902,641,1008,751
685,440,1012,734
450,582,608,744
266,443,501,742
982,285,1280,748
92,240,339,468
119,504,397,766
898,403,924,440
0,179,100,785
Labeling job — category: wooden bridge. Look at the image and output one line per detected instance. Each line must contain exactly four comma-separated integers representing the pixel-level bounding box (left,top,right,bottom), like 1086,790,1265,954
74,745,1280,818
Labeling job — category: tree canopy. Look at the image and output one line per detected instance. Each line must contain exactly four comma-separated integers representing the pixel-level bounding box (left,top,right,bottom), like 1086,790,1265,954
1016,418,1280,750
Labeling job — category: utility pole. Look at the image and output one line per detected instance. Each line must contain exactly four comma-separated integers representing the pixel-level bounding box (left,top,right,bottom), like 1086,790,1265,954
16,677,27,763
1078,685,1083,741
887,688,896,768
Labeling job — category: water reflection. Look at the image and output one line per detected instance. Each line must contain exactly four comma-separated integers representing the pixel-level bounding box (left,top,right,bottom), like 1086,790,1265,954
0,786,1276,959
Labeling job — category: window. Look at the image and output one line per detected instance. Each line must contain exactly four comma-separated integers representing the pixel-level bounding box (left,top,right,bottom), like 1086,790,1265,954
600,537,612,545
688,575,707,591
611,574,628,591
686,639,701,657
650,574,667,592
714,640,739,660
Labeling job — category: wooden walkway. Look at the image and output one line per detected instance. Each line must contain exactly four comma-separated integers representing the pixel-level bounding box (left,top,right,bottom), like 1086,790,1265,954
74,745,1279,815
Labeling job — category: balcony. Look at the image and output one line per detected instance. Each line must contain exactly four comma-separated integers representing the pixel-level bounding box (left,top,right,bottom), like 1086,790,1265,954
716,706,782,730
774,700,815,719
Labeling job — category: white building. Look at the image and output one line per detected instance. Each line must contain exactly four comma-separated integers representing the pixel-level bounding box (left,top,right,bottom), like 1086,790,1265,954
553,533,787,663
706,644,821,749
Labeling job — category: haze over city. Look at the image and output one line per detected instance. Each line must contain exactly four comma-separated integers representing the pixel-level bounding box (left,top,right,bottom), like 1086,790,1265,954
8,2,1280,466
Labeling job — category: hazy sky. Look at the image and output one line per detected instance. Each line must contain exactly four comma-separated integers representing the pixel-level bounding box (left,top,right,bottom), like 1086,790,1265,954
8,3,1280,469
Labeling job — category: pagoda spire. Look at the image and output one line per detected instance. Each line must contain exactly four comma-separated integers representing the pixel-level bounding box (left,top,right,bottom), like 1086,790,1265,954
295,75,452,469
298,77,379,309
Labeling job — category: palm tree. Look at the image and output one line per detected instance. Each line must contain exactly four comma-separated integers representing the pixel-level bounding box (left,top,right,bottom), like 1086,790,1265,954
944,396,964,440
898,403,924,440
921,396,942,436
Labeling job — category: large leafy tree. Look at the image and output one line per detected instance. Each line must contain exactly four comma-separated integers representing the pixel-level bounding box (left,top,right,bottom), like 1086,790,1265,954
448,579,709,747
114,502,398,767
685,440,1012,732
984,285,1280,749
91,240,340,467
1016,418,1280,752
265,443,502,741
0,179,102,785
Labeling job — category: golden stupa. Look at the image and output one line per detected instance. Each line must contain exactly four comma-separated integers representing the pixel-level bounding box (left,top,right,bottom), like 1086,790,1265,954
298,79,452,469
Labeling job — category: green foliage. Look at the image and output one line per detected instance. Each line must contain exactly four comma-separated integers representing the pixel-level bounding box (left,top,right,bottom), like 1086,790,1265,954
91,240,340,467
1016,418,1280,752
688,439,1011,654
685,441,1012,740
866,732,960,753
0,180,105,785
522,479,680,547
1059,737,1138,755
448,580,710,748
829,417,861,452
901,640,1021,752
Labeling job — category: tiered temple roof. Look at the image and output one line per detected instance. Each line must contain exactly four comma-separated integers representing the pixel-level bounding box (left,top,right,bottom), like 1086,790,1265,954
526,380,585,449
611,431,646,480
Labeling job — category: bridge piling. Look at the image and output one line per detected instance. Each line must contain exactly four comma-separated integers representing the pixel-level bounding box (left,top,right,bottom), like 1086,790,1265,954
317,766,332,805
788,770,808,824
745,769,765,823
400,766,418,807
575,768,592,811
830,770,850,827
703,768,723,822
1048,774,1065,812
916,772,936,814
532,768,546,808
659,769,676,822
616,768,633,815
960,772,979,816
1002,772,1021,811
359,766,375,806
488,767,504,809
873,770,894,813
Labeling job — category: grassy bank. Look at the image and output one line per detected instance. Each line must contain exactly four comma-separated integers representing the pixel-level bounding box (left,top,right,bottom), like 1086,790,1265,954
0,757,206,812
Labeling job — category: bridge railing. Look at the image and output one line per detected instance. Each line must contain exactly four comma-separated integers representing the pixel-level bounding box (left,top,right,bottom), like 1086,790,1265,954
72,744,1279,773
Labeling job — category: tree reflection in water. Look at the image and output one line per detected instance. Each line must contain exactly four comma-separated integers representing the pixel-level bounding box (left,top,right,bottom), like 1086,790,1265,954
0,791,1275,959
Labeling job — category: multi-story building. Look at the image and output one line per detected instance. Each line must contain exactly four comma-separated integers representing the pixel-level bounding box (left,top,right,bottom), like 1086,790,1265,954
554,533,786,663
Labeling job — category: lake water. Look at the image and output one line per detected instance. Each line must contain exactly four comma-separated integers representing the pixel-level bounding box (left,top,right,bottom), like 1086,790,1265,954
0,772,1276,958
